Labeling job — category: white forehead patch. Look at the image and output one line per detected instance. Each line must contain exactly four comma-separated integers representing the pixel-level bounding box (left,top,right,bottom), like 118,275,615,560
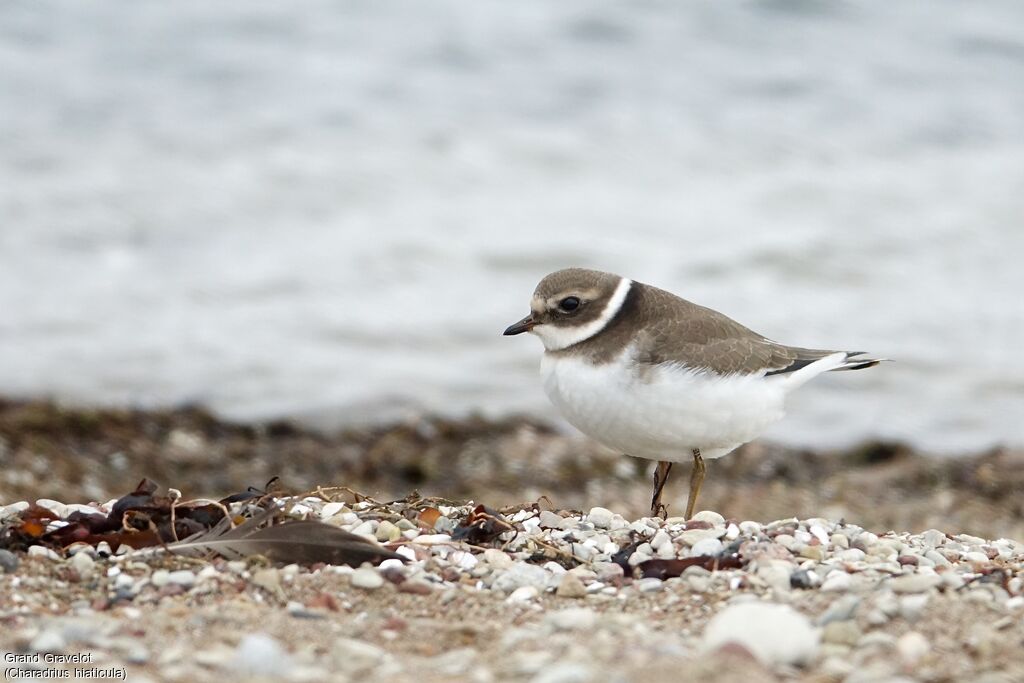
532,277,632,351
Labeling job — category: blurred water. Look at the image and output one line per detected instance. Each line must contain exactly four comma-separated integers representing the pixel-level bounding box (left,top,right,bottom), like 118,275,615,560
1,1,1022,453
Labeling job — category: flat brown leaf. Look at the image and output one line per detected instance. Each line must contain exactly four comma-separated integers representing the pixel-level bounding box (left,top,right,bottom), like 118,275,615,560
417,507,442,529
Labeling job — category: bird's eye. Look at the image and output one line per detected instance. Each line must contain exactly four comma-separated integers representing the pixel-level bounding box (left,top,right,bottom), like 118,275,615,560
559,296,581,312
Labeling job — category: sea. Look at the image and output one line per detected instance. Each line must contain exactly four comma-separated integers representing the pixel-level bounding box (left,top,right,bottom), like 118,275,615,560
2,1,1023,453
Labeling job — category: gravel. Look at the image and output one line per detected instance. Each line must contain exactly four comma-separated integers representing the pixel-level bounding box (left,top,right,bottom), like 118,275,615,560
2,494,1024,682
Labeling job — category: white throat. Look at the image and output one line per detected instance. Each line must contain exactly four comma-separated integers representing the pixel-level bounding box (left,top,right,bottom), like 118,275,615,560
532,277,632,351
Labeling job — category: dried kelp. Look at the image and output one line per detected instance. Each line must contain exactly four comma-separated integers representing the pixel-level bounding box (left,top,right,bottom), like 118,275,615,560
0,478,401,566
452,504,514,545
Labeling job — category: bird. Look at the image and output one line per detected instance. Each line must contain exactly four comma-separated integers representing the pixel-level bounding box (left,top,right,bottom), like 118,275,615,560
503,267,884,519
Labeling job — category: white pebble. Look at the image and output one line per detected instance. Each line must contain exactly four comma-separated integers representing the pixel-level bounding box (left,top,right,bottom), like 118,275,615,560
650,529,670,551
820,571,852,592
703,602,819,666
896,631,930,666
545,608,597,631
690,538,723,557
506,586,539,603
27,546,61,561
69,552,95,576
899,594,930,621
413,534,452,545
679,528,725,545
587,507,614,529
232,634,294,677
350,567,384,590
319,502,346,519
167,570,196,587
691,511,725,526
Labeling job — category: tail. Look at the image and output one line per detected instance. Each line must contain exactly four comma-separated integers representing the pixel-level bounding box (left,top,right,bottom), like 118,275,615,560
829,351,888,372
773,350,888,390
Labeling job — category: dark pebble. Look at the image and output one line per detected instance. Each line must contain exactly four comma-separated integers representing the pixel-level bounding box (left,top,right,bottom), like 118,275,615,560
790,569,816,589
0,549,18,574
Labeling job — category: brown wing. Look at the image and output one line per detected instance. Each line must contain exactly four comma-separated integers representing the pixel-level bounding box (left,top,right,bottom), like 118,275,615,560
630,284,839,376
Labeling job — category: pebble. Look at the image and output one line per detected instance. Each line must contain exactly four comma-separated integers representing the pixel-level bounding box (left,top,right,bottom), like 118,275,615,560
231,634,294,677
636,577,663,593
703,602,819,666
679,528,724,545
167,570,197,587
921,529,946,548
70,551,95,577
738,521,762,536
555,572,587,599
649,529,671,551
799,545,824,561
350,567,384,590
539,510,563,528
0,548,19,573
506,586,539,603
483,548,513,569
790,569,818,589
398,577,433,595
888,573,941,594
689,537,723,557
896,631,930,666
331,637,386,674
30,628,67,652
0,501,31,518
899,594,930,621
818,595,860,625
150,569,170,587
820,571,852,592
594,562,624,583
350,520,377,537
587,507,614,529
493,562,549,592
253,568,285,599
822,620,862,646
691,510,725,526
533,662,596,683
27,546,61,561
545,608,597,631
941,572,965,590
375,520,401,542
35,498,68,518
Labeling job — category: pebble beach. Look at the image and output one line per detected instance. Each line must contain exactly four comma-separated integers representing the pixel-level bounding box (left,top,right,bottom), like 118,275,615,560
0,400,1022,682
2,493,1023,683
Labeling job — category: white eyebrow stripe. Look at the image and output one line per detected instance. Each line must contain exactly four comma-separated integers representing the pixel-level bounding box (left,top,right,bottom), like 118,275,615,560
532,277,632,351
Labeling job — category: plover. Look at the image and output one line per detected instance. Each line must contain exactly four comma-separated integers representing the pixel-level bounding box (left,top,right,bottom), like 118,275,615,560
504,268,883,518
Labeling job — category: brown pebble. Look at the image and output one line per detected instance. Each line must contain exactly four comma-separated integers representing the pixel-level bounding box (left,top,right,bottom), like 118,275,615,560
306,592,341,612
398,579,434,595
158,584,186,599
898,555,919,566
382,616,408,631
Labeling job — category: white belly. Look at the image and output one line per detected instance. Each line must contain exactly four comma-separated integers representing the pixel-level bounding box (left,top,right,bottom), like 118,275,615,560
540,351,788,462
